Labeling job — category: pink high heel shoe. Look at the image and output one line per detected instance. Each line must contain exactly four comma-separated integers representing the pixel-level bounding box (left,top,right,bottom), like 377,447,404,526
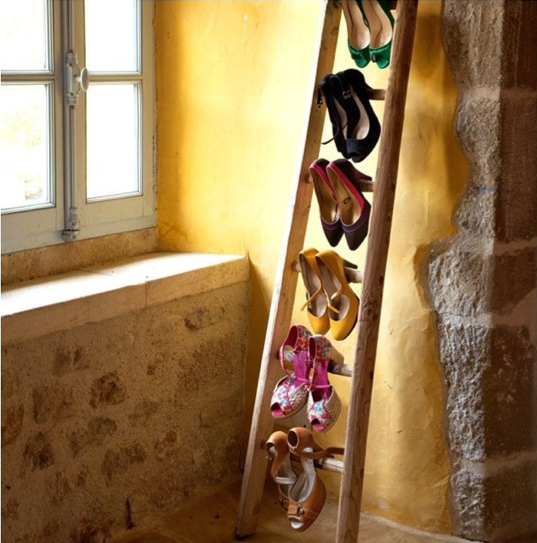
307,334,342,432
270,324,312,419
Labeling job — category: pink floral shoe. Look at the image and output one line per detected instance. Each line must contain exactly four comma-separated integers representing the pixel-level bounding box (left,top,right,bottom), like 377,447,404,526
306,335,342,432
271,324,312,419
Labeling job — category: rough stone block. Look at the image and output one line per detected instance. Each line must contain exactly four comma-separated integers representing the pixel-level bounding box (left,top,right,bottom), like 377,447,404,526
438,322,536,460
491,248,537,313
1,367,20,400
101,444,147,484
455,93,501,182
22,432,54,472
451,458,537,543
1,269,249,543
69,417,118,457
502,1,537,89
427,247,492,317
454,185,496,239
32,385,75,424
442,0,503,89
483,325,536,456
52,346,87,376
89,372,127,408
1,404,24,447
497,95,537,242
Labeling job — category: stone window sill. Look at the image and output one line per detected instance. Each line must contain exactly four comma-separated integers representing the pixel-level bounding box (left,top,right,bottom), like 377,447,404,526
1,252,249,346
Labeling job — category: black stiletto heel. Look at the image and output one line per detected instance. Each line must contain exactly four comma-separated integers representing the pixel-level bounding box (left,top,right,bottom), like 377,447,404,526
337,69,381,162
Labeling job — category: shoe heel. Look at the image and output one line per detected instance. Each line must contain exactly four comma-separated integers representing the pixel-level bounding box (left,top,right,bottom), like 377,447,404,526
307,334,342,432
266,431,298,511
361,0,395,68
270,325,312,419
299,248,330,335
308,160,344,247
328,159,372,251
336,69,381,162
342,0,371,68
315,250,360,341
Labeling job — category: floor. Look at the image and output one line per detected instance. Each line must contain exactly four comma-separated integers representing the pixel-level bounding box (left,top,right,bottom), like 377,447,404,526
108,477,477,543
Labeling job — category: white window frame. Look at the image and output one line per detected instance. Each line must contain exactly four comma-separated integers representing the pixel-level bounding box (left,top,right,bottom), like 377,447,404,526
1,0,156,254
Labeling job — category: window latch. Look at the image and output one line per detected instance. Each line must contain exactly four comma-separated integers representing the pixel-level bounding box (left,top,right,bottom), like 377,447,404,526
65,51,89,106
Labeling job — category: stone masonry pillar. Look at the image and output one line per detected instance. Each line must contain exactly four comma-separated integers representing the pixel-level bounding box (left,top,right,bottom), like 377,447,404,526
426,1,537,542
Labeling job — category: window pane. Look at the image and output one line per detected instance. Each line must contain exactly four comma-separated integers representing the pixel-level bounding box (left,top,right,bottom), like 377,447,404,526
1,84,53,212
86,84,140,200
85,0,139,72
0,0,50,71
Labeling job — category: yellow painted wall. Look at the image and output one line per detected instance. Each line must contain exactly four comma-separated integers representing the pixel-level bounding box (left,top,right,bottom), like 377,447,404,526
155,0,466,533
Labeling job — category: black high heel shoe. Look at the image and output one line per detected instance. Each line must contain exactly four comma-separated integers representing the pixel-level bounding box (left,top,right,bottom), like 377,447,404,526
336,69,381,162
317,74,360,160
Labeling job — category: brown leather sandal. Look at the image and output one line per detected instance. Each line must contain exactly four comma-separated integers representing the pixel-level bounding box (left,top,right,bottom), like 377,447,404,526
286,427,345,531
265,431,299,511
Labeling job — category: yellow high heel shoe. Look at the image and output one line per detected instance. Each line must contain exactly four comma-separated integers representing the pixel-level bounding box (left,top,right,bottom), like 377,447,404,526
315,250,360,341
299,248,330,335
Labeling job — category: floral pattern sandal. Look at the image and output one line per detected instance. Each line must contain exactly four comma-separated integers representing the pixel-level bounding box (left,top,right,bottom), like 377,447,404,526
307,334,342,432
270,324,312,419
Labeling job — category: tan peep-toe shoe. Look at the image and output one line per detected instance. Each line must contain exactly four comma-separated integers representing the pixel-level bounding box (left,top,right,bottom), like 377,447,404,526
265,430,300,511
286,427,344,531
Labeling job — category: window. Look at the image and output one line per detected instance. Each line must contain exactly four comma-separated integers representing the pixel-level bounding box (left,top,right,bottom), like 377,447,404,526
1,0,155,254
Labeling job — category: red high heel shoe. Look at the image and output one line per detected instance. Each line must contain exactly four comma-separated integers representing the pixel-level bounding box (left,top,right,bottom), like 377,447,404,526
309,159,344,248
327,158,372,251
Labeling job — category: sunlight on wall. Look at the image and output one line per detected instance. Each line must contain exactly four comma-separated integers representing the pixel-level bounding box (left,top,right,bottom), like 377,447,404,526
155,0,466,533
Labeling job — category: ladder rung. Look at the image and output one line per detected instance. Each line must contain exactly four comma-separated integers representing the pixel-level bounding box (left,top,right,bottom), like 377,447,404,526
304,169,376,192
344,267,364,283
293,261,364,284
277,354,353,376
328,359,353,377
358,178,376,192
289,453,344,474
367,88,386,101
314,456,344,473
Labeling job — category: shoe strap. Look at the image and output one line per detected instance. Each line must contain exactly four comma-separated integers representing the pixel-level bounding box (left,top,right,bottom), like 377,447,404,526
327,291,343,315
316,76,350,146
289,444,344,460
274,474,297,485
287,500,321,521
300,288,324,314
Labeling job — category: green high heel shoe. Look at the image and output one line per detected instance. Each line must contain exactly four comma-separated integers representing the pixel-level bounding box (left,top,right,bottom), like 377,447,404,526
360,0,395,69
342,0,371,68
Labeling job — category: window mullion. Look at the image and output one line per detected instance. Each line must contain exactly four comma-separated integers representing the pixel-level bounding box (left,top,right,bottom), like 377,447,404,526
61,0,87,241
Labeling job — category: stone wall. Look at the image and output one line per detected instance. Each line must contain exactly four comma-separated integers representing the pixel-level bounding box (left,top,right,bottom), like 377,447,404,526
1,278,250,543
426,1,537,542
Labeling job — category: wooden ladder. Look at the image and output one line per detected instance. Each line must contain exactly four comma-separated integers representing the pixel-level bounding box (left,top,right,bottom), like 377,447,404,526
236,1,419,542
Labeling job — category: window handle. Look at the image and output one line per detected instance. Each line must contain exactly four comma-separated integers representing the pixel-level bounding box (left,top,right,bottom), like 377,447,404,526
65,51,89,106
76,67,90,93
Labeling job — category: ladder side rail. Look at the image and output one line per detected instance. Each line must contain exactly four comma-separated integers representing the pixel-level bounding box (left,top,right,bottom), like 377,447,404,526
235,1,342,537
336,2,419,542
